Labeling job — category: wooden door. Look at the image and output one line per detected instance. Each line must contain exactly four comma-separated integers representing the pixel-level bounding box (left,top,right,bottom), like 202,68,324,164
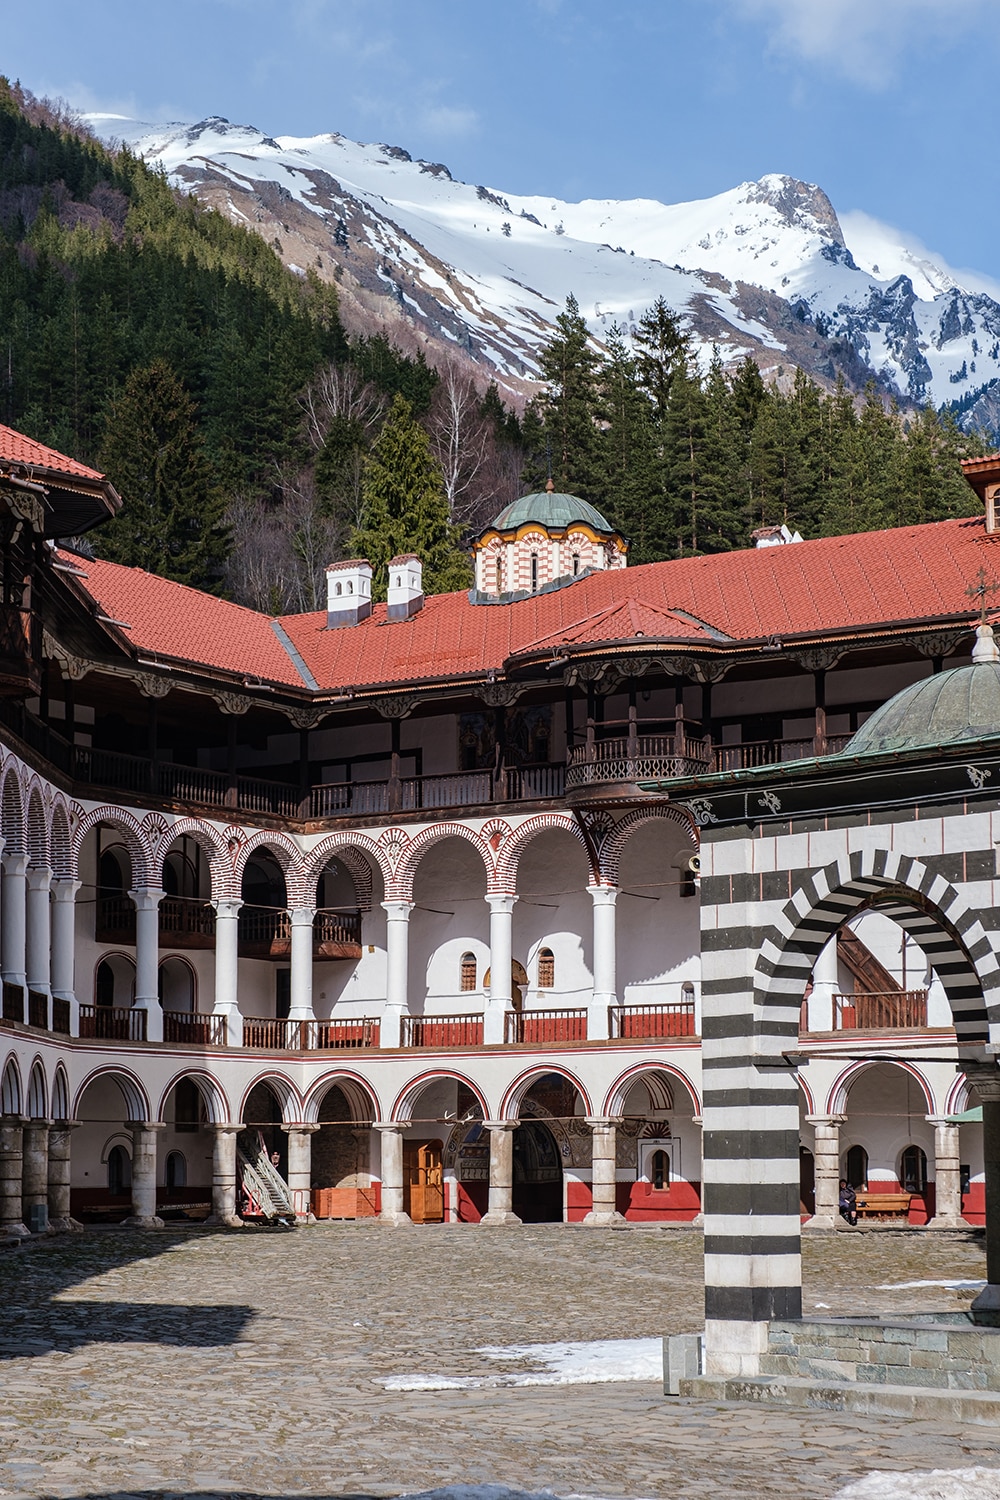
403,1139,445,1223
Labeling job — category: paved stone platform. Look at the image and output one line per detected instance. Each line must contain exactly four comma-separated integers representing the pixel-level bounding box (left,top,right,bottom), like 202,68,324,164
0,1223,995,1500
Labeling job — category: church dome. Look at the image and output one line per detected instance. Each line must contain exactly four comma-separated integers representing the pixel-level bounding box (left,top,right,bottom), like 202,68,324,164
844,659,1000,756
490,490,616,535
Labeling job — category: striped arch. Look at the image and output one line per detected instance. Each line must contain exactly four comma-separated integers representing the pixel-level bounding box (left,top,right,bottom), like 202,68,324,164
755,849,1000,1050
598,804,699,887
26,1060,47,1118
1,1055,22,1115
826,1058,937,1118
602,1060,702,1118
796,1071,817,1118
74,1065,151,1123
500,1063,593,1121
71,807,153,886
49,799,73,880
51,1066,70,1122
24,784,49,868
303,834,389,909
0,763,25,857
492,813,590,895
159,819,232,898
237,1071,303,1124
303,1071,381,1124
157,1069,231,1126
391,1068,489,1124
231,830,307,906
393,822,495,900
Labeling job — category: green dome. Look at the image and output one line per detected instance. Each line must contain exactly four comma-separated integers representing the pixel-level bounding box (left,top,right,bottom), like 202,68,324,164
843,661,1000,756
490,490,616,535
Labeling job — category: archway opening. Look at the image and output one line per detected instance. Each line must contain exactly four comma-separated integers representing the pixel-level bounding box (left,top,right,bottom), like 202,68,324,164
512,1073,585,1223
400,1076,485,1223
240,853,290,1027
160,1075,213,1219
73,1072,145,1223
409,837,488,1031
839,1063,934,1224
159,957,195,1014
513,829,591,1039
310,1081,378,1220
616,820,700,1034
614,1069,702,1222
160,835,215,951
240,1080,287,1179
311,852,379,1017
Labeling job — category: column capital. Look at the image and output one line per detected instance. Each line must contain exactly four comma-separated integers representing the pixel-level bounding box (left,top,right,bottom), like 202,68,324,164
372,1120,403,1134
804,1114,846,1127
25,866,52,891
587,883,619,905
49,1119,81,1132
50,878,82,900
282,1121,320,1135
1,853,28,877
483,1118,518,1132
381,899,414,919
212,897,244,918
962,1063,1000,1103
129,887,165,911
485,892,517,913
129,1120,167,1135
211,1123,243,1136
925,1115,960,1127
585,1115,623,1130
289,907,316,926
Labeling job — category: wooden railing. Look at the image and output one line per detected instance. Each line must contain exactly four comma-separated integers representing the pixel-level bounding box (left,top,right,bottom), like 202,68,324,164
159,897,216,948
2,982,24,1023
242,1018,294,1049
51,997,71,1035
310,779,390,818
79,1005,147,1042
834,990,928,1030
505,1008,588,1044
237,907,362,959
712,734,852,771
567,733,712,788
503,763,566,801
401,1014,484,1047
301,1018,380,1050
609,1001,697,1039
163,1010,227,1046
96,894,136,943
27,990,48,1029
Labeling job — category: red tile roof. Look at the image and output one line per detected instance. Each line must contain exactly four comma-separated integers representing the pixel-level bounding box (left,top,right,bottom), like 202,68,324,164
68,515,998,694
0,424,105,482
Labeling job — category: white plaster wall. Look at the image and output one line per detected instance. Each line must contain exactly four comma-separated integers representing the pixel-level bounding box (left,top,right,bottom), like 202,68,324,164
514,831,594,1005
617,821,701,1006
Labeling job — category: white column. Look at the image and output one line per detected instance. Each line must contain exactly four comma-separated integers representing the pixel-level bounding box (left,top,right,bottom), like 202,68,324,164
480,1120,522,1225
588,883,617,1041
485,893,516,1045
1,852,28,989
283,1122,319,1220
50,879,81,1035
25,867,52,1023
47,1120,82,1232
130,887,164,1043
288,908,315,1024
124,1122,165,1228
926,1115,967,1229
583,1116,626,1225
691,1115,704,1228
205,1125,242,1228
212,898,243,1046
803,1113,845,1230
374,1122,411,1225
381,900,412,1048
809,935,839,1032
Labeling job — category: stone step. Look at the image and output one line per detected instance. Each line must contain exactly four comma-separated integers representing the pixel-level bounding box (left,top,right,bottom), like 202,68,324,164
678,1373,1000,1425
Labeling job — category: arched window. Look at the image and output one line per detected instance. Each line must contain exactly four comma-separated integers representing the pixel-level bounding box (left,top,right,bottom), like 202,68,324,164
845,1144,868,1190
395,574,402,589
346,581,353,595
460,953,477,992
108,1144,131,1196
900,1144,927,1193
530,552,539,592
165,1151,187,1191
95,959,116,1009
174,1077,202,1133
572,552,580,576
651,1149,670,1190
538,948,555,988
335,582,343,597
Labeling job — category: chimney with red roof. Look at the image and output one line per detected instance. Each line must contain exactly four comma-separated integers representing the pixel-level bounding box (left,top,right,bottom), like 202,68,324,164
326,558,373,629
386,555,424,622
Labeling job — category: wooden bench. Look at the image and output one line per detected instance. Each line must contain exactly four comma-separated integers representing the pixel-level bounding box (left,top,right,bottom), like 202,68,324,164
855,1191,912,1219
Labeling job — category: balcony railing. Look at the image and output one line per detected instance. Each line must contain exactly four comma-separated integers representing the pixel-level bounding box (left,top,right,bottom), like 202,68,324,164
567,733,713,788
241,1017,380,1050
402,1014,484,1047
505,1008,588,1044
310,763,565,818
163,1010,227,1046
27,990,48,1029
712,733,853,771
52,997,71,1035
2,983,24,1023
79,1004,148,1042
833,990,928,1030
609,1001,697,1039
237,907,361,959
159,897,216,949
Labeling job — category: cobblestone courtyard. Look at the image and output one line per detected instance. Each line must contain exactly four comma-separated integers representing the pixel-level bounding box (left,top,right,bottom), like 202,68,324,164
0,1224,994,1500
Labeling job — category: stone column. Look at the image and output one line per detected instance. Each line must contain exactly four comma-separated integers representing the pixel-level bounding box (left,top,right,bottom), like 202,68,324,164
1,852,28,991
22,1117,52,1233
485,893,517,1045
583,1116,626,1225
25,867,52,1024
480,1120,522,1225
50,879,81,1034
809,935,839,1032
926,1115,967,1229
47,1120,82,1232
124,1122,165,1229
288,909,315,1027
381,901,412,1049
587,884,618,1042
283,1122,319,1220
374,1122,411,1225
966,1065,1000,1324
130,888,165,1043
212,898,243,1046
205,1124,243,1228
803,1113,845,1229
0,1118,29,1237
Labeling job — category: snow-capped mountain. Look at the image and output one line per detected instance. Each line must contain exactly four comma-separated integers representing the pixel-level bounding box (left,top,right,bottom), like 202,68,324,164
89,113,1000,425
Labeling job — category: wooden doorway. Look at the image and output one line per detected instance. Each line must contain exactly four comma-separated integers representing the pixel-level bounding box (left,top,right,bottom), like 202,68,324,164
403,1139,445,1223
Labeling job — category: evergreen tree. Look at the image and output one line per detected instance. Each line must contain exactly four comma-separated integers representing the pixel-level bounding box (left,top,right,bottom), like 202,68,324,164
350,394,471,599
600,327,660,562
528,294,605,500
96,359,228,591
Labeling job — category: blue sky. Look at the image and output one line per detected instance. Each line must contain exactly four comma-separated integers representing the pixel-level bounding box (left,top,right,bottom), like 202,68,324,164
6,0,1000,277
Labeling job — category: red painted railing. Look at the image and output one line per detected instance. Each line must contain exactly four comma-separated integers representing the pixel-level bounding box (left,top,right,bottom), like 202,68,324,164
163,1010,227,1046
834,990,928,1030
609,1001,697,1039
505,1008,588,1043
402,1014,484,1047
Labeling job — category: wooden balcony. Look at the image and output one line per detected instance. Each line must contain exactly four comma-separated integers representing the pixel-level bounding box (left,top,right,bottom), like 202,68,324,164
163,1010,227,1046
608,1001,697,1039
241,1017,379,1050
833,990,928,1030
0,605,41,697
505,1008,588,1043
237,907,362,960
567,731,712,791
27,990,48,1029
401,1014,484,1048
2,982,24,1023
160,897,216,949
79,1004,147,1042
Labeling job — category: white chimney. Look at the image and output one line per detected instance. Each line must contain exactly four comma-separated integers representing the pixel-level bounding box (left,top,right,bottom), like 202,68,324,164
752,523,803,549
386,554,423,621
326,559,373,628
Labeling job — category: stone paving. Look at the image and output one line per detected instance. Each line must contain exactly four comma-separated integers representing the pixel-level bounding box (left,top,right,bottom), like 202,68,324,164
0,1223,995,1500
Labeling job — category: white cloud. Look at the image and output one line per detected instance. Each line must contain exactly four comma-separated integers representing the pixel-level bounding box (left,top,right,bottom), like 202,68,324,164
840,209,1000,301
726,0,993,85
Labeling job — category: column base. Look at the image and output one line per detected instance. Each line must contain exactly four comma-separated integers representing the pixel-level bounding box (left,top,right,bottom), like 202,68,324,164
972,1284,1000,1326
925,1215,970,1230
123,1215,165,1230
48,1215,84,1233
0,1222,30,1240
803,1214,838,1230
480,1210,522,1226
204,1213,244,1229
378,1211,413,1227
690,1212,704,1228
582,1209,627,1226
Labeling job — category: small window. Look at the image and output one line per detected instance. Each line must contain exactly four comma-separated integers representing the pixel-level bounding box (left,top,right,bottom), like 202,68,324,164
395,575,402,588
900,1144,927,1194
651,1149,670,1190
108,1144,131,1196
845,1144,868,1190
530,552,539,592
335,581,342,597
346,581,353,595
495,557,503,592
538,948,555,988
460,953,477,992
572,552,580,576
165,1151,187,1191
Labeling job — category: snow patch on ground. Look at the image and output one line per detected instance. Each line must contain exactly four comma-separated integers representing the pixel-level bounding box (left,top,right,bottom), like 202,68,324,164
379,1337,662,1391
833,1469,1000,1499
875,1279,986,1291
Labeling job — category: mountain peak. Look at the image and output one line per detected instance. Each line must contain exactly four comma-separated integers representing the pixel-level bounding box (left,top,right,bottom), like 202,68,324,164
743,174,845,247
